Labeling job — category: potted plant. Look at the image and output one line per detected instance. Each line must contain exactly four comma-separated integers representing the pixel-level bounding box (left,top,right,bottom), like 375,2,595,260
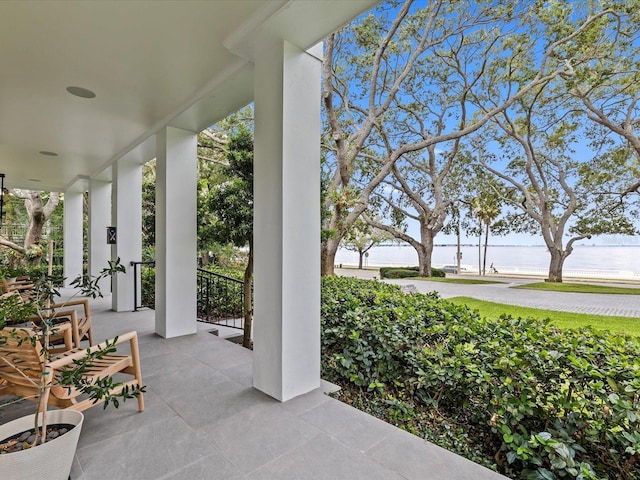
0,259,145,480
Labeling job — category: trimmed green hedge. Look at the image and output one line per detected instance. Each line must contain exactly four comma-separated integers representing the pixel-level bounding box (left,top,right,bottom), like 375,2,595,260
379,266,445,279
0,265,64,286
321,276,640,479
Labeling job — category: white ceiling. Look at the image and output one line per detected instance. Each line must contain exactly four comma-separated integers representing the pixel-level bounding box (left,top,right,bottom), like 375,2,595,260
0,0,377,192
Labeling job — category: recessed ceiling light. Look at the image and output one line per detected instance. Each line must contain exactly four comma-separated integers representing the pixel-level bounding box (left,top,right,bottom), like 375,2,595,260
39,151,58,156
66,86,96,98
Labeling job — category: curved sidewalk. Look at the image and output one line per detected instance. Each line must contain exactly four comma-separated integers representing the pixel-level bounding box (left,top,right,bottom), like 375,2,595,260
336,269,640,318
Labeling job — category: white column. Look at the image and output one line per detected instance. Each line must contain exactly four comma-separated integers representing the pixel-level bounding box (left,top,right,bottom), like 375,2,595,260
253,41,322,401
111,158,142,312
88,179,111,293
155,126,198,338
63,189,84,287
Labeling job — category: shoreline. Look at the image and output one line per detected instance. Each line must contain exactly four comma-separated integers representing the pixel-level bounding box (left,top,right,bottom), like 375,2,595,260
336,264,640,286
336,244,640,279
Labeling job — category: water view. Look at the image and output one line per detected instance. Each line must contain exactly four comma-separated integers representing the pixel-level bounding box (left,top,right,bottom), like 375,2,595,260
336,244,640,278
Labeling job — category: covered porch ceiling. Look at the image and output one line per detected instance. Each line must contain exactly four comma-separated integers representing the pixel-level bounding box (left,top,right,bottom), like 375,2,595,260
0,0,377,193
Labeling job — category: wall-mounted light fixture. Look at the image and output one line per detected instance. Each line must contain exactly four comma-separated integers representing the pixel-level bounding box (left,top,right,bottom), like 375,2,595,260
0,173,5,229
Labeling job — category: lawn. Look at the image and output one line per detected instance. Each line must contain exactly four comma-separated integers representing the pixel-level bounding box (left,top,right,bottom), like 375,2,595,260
410,277,503,285
512,281,640,294
448,296,640,337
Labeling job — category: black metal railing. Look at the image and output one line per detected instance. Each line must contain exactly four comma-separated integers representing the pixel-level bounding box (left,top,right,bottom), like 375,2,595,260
196,268,245,330
130,261,247,330
130,261,156,311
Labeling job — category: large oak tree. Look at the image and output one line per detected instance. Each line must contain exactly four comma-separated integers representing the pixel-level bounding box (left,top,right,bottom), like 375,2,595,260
0,190,60,266
321,0,617,275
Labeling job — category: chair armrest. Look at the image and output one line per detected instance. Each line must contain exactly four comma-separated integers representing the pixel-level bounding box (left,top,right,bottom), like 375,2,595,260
30,321,73,352
50,298,90,317
48,331,139,370
31,309,80,348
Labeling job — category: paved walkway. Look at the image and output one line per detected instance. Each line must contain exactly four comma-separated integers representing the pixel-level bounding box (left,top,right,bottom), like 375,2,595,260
336,269,640,318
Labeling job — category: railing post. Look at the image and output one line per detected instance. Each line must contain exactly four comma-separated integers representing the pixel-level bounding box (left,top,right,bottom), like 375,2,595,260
131,261,139,312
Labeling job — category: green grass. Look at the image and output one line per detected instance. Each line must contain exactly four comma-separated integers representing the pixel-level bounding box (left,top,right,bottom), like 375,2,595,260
448,296,640,337
512,282,640,295
408,277,503,285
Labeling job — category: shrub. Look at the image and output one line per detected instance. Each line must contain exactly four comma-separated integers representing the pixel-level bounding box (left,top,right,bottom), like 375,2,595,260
203,265,244,281
140,266,155,307
0,265,64,286
197,266,246,320
321,276,640,479
379,266,445,278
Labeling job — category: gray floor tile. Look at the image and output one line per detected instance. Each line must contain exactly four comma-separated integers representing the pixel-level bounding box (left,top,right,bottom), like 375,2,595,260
254,433,405,480
279,386,332,416
195,344,253,371
165,383,265,429
74,416,216,480
159,450,244,480
199,403,321,474
300,397,396,452
140,349,199,378
78,390,174,447
367,429,508,479
218,363,253,387
145,361,229,400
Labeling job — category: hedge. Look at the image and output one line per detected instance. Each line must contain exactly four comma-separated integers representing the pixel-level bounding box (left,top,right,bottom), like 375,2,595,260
379,266,445,279
320,276,640,479
0,265,65,286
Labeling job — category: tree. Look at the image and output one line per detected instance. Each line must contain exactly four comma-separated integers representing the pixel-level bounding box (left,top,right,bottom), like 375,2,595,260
197,106,253,266
364,148,454,277
471,193,501,276
477,87,636,282
321,0,614,276
206,127,254,348
141,161,156,252
0,190,60,266
341,217,392,269
558,2,640,198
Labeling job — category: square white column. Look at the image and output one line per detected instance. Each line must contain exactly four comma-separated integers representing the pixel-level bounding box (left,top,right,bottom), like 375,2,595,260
88,179,111,293
63,189,84,286
155,126,198,338
112,158,142,312
253,41,322,401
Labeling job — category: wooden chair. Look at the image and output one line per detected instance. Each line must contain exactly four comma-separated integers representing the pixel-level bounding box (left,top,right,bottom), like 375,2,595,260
0,328,144,412
1,276,35,301
1,288,94,351
35,298,94,350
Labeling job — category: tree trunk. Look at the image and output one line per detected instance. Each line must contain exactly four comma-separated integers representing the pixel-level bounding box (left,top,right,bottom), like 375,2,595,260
547,248,565,283
482,222,490,276
242,240,253,349
415,230,435,277
478,220,482,275
10,190,60,267
321,240,338,276
358,249,364,269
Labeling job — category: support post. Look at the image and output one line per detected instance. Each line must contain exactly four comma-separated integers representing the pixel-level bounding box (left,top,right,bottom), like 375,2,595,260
88,179,111,292
252,41,322,401
154,126,198,338
63,189,83,287
112,159,142,312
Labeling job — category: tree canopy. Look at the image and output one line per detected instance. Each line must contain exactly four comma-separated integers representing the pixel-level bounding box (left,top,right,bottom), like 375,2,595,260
322,0,640,281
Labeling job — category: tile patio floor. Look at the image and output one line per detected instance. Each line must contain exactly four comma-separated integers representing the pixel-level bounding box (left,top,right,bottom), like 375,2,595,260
2,294,507,480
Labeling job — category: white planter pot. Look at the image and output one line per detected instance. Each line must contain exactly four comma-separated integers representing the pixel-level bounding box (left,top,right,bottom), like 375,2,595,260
0,410,84,480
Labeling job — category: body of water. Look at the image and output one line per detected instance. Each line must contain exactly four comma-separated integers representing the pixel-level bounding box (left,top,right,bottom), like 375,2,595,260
335,244,640,278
